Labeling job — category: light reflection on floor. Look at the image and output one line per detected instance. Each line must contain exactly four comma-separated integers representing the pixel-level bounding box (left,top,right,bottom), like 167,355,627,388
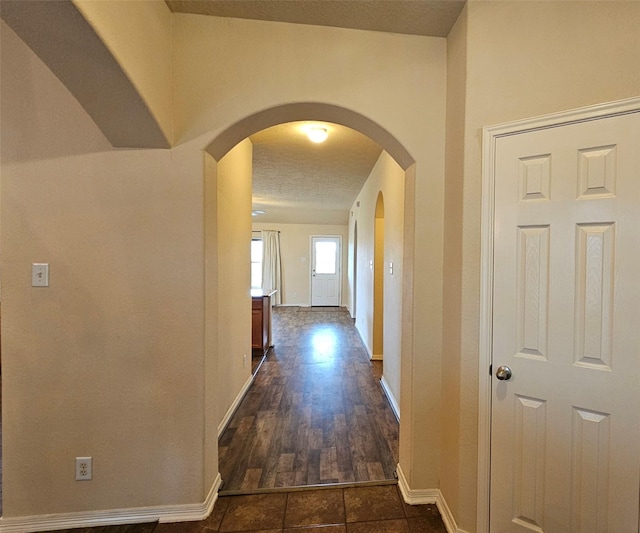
310,327,338,363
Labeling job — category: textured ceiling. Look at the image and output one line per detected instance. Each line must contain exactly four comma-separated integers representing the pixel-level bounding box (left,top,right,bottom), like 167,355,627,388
165,0,466,37
250,122,383,225
167,0,466,225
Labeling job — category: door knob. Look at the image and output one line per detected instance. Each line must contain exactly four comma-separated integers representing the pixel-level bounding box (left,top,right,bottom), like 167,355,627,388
495,365,512,381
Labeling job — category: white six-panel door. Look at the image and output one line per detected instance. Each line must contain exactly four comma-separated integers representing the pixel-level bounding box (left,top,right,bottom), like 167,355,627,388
490,110,640,531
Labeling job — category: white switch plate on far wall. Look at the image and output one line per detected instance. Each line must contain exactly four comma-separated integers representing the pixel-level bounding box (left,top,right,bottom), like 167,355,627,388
32,263,49,287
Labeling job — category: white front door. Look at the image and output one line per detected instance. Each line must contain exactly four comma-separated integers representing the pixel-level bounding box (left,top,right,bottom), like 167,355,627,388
311,236,341,306
490,110,640,531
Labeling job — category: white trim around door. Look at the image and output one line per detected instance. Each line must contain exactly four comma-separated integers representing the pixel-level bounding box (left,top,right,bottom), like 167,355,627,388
477,96,640,533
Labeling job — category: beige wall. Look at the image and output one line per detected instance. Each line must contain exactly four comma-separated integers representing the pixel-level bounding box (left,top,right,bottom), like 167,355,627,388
203,152,220,492
72,0,174,144
442,4,468,528
350,152,405,408
0,21,206,515
443,1,640,530
1,11,448,520
252,222,349,307
216,139,254,426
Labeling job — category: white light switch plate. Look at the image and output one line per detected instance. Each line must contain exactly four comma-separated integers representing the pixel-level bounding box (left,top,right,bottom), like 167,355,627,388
32,263,49,287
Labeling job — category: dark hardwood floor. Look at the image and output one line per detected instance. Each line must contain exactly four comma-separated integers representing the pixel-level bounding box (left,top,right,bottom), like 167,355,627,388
219,306,399,493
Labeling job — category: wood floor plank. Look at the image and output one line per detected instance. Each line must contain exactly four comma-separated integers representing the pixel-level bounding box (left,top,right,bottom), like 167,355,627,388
275,452,295,487
307,448,321,485
319,447,338,482
367,461,386,480
218,307,399,492
240,468,262,490
309,427,323,450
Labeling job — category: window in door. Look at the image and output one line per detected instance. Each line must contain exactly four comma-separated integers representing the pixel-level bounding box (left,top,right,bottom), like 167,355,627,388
251,238,263,289
314,241,337,274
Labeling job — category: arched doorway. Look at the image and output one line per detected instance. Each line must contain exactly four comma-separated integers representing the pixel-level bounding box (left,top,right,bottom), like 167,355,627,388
352,220,358,319
373,192,385,360
204,102,416,492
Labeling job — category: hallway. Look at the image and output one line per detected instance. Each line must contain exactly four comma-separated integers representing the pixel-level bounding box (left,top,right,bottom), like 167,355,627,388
218,307,399,493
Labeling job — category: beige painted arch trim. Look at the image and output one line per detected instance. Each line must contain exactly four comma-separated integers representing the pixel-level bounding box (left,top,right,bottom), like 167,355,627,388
204,102,415,169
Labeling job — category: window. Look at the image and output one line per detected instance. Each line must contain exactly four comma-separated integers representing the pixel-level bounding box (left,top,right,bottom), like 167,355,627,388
314,241,337,274
251,238,263,289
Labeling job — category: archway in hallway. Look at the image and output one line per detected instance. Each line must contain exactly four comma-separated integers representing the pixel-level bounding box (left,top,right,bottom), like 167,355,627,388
352,220,358,320
206,103,414,169
204,102,415,492
372,192,385,362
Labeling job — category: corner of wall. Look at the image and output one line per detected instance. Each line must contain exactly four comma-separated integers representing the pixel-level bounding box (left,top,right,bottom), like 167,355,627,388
440,1,469,528
396,465,468,533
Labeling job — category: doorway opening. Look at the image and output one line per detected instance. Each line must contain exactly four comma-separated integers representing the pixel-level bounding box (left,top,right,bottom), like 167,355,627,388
352,221,358,319
372,192,384,361
205,102,416,495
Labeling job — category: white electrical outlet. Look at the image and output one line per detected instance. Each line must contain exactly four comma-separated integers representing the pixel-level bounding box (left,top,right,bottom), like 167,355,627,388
75,457,92,481
243,354,247,368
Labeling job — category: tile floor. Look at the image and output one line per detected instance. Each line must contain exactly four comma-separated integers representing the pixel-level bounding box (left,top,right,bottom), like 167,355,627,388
54,485,447,533
160,484,446,533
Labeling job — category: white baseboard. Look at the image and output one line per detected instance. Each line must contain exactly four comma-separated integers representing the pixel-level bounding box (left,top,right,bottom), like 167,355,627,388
355,325,372,359
217,373,254,437
380,376,400,421
396,465,469,533
0,474,222,533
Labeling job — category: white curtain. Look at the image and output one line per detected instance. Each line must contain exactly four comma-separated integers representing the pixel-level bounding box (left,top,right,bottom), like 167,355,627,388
261,230,282,305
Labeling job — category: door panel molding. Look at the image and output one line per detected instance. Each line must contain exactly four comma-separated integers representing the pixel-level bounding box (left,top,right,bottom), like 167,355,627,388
478,96,640,533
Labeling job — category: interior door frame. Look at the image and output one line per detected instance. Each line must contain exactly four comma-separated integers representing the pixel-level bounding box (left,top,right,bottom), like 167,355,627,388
477,96,640,533
310,234,342,306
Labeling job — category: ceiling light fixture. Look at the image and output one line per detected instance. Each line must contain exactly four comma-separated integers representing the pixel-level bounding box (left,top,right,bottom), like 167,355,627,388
252,210,266,217
307,126,328,143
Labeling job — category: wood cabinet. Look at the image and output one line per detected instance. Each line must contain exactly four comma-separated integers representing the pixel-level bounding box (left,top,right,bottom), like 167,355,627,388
251,289,276,356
